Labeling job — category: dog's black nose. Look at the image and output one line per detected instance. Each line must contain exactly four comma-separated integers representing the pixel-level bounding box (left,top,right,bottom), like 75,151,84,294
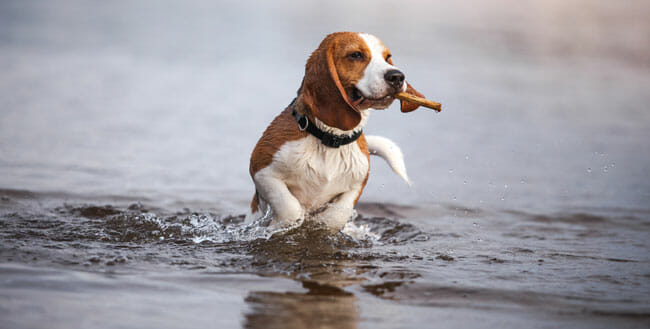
384,69,405,90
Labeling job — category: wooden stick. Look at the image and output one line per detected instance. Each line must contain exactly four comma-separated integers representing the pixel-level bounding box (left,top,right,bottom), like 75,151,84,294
395,92,442,112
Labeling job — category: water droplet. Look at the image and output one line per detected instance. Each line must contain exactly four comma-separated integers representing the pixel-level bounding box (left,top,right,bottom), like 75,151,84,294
500,196,505,201
452,196,457,201
504,184,508,189
610,162,615,168
463,180,467,185
449,169,454,174
602,166,608,173
586,168,592,173
465,155,470,160
479,199,483,204
520,178,526,184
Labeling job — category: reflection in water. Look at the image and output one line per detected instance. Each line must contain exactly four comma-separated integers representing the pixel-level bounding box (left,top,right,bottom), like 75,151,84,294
244,280,358,329
243,223,370,329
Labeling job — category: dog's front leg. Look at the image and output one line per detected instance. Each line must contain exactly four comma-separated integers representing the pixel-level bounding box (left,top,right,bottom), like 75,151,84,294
253,170,304,228
313,188,361,232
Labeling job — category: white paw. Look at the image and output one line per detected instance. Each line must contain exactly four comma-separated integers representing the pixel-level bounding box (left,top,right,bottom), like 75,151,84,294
311,204,356,233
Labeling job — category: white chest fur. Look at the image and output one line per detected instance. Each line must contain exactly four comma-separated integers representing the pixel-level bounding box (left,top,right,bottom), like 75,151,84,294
262,135,369,213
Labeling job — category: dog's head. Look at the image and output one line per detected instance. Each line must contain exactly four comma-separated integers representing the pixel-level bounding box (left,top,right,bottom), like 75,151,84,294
300,32,424,131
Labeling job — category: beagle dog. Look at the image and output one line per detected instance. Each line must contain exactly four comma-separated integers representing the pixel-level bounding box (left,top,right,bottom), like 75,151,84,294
249,32,424,232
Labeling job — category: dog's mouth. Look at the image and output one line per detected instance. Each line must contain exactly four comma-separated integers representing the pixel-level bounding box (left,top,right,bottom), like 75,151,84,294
348,87,395,110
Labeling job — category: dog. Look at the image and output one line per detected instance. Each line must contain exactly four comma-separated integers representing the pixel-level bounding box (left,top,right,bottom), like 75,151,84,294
249,32,424,232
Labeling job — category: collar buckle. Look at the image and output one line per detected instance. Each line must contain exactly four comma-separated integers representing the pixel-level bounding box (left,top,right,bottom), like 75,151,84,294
297,115,308,131
291,103,308,131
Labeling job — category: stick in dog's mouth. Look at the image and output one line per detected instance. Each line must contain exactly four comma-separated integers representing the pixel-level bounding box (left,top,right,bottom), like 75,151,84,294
395,92,442,112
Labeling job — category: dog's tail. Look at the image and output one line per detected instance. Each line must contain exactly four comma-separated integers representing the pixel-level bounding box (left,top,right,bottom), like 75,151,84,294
365,135,411,185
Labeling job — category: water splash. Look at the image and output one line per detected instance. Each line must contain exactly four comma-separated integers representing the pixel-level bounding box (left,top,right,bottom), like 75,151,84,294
341,221,381,242
50,202,426,248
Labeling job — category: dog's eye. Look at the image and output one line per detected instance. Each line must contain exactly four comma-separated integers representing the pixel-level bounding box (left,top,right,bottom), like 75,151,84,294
385,54,392,61
348,51,363,60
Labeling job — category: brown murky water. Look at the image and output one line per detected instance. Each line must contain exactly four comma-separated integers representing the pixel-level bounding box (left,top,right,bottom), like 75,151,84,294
1,1,649,328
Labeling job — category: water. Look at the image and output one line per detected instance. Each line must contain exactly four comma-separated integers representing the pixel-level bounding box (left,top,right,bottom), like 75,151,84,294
1,0,649,328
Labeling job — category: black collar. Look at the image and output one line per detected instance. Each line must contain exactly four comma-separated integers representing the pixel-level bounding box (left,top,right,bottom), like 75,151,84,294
290,98,362,148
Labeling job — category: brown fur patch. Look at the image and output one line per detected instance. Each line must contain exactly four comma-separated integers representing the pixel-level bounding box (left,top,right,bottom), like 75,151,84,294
249,107,307,176
331,34,372,93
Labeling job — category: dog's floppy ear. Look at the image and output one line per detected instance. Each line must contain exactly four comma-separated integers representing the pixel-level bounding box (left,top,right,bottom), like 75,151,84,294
301,34,361,131
400,82,425,113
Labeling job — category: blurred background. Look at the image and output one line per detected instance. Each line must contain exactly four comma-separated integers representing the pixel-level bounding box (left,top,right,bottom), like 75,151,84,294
1,0,649,215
